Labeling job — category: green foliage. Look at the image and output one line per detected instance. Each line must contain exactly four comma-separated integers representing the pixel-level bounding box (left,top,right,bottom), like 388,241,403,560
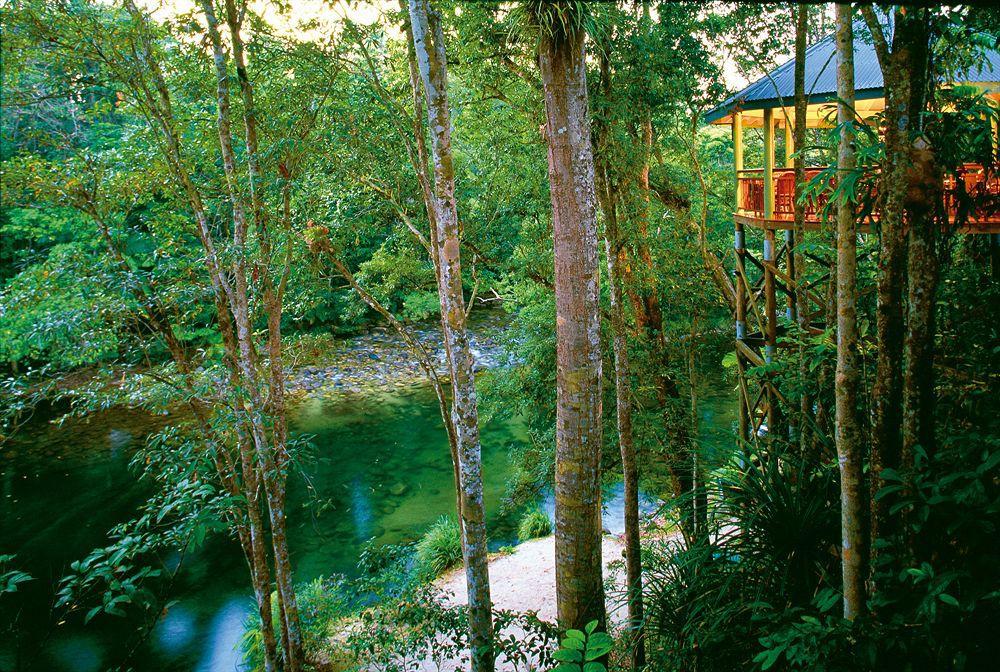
0,555,33,596
644,444,840,671
517,507,552,542
415,516,463,578
241,576,352,672
551,621,613,672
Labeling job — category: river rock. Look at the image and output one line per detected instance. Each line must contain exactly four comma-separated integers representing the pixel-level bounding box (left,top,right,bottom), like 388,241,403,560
389,482,408,497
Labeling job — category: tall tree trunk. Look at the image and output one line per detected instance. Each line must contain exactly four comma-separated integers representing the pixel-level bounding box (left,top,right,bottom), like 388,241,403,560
793,4,812,457
407,2,494,668
861,7,934,581
902,136,940,462
91,205,280,672
537,7,606,631
397,0,466,530
834,5,867,621
223,6,304,661
603,218,646,668
197,3,304,665
594,51,644,662
861,7,909,560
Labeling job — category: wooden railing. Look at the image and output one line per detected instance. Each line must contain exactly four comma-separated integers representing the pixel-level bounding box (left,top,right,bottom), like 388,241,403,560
736,163,1000,228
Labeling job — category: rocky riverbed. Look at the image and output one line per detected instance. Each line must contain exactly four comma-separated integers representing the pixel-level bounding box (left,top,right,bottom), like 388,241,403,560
285,310,511,396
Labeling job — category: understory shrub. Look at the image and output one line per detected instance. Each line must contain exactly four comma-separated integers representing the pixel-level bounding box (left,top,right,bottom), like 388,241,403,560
517,507,553,542
337,586,558,672
241,576,352,672
415,516,462,578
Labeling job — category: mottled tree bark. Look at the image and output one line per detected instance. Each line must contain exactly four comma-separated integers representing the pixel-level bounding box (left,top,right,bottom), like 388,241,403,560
902,136,941,462
834,6,867,621
221,5,305,663
861,8,935,579
594,51,644,663
537,8,606,631
407,1,494,668
397,0,465,526
198,3,304,666
861,7,909,555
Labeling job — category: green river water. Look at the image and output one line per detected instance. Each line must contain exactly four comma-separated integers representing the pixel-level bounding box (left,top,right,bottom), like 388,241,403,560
1,379,735,672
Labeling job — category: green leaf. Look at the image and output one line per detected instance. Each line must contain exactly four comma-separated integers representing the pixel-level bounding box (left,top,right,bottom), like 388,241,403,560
585,632,613,660
552,649,583,663
754,645,785,670
583,662,606,672
939,593,959,607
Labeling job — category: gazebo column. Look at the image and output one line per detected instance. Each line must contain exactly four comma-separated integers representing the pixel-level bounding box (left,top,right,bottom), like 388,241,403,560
734,111,744,212
764,108,775,221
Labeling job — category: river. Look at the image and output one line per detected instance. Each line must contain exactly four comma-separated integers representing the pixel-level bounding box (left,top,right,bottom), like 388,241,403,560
1,358,735,672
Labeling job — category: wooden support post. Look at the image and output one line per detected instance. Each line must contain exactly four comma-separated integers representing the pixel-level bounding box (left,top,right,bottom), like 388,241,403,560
991,109,998,163
764,108,775,220
734,111,744,211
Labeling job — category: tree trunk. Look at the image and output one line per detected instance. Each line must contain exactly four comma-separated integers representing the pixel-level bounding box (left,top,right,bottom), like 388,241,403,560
594,52,644,661
902,136,941,463
862,8,908,559
197,3,305,665
538,11,606,632
834,5,867,621
604,229,646,666
407,2,494,668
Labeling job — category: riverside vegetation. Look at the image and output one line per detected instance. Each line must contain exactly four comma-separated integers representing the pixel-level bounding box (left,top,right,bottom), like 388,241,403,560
2,2,999,672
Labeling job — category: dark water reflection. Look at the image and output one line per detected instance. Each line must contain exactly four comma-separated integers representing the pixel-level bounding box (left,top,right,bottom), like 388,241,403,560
1,379,735,672
1,386,525,672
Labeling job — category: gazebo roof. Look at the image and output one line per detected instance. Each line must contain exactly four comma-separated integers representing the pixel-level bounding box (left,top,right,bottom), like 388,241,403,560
706,21,1000,125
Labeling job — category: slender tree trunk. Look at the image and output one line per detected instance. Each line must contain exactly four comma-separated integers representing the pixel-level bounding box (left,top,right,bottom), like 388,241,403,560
407,2,494,668
538,9,606,632
91,206,280,672
834,6,867,621
397,0,465,526
223,7,305,662
594,62,645,660
326,254,465,523
122,9,296,665
604,229,646,666
793,4,812,457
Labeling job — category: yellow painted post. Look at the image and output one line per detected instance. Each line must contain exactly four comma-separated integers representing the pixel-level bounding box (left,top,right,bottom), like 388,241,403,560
764,108,775,220
784,118,794,168
733,111,744,210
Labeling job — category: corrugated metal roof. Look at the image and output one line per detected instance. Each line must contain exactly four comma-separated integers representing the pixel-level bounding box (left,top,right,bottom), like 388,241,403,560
706,20,1000,124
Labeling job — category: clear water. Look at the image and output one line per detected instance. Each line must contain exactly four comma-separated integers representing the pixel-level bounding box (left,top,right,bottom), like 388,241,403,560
1,379,736,672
